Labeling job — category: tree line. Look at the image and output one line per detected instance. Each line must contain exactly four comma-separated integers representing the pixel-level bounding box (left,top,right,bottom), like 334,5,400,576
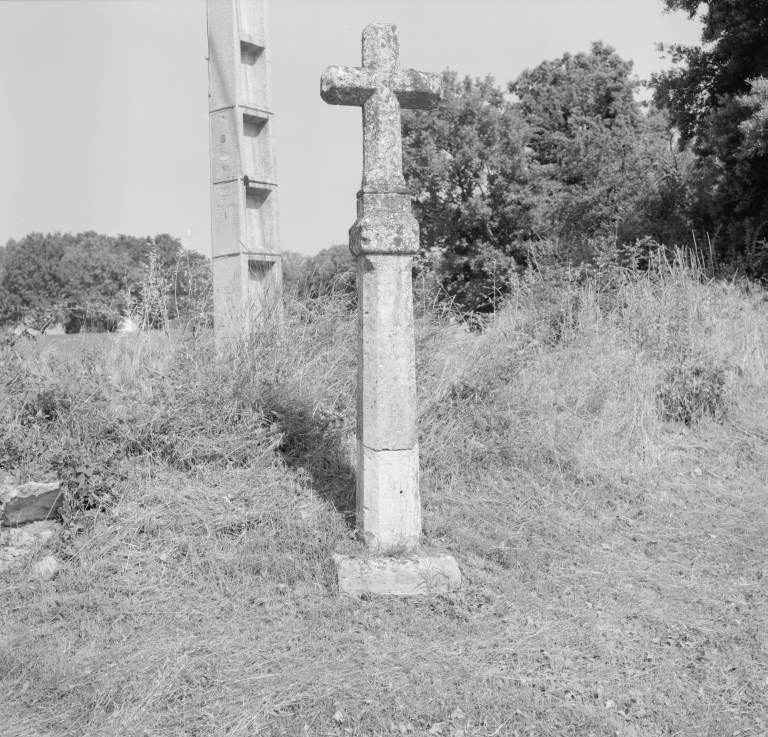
399,0,768,310
282,1,768,310
0,232,210,332
3,0,767,324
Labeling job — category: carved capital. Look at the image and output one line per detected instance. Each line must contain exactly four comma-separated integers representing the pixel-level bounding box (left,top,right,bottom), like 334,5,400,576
349,193,419,256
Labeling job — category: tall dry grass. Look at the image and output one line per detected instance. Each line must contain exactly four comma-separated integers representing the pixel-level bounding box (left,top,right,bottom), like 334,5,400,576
0,255,765,736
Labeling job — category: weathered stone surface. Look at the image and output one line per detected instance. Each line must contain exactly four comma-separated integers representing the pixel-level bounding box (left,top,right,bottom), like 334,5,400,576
1,482,63,527
32,554,59,580
322,24,442,558
358,445,420,550
0,520,59,574
357,253,417,451
208,0,281,343
350,193,420,256
320,66,376,107
321,23,441,194
335,553,461,597
322,23,459,591
212,249,282,333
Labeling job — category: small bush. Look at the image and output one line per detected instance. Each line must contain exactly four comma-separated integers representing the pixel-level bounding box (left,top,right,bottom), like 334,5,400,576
657,357,729,425
21,387,72,424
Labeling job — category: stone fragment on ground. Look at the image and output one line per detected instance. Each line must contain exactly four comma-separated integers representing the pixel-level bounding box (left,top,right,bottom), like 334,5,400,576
0,520,59,574
1,481,63,527
32,554,59,580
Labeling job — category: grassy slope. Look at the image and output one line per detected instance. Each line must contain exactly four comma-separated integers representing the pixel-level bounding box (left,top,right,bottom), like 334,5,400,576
0,262,766,737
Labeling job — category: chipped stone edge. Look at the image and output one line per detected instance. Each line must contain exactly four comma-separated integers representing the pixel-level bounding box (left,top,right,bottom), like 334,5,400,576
1,482,63,528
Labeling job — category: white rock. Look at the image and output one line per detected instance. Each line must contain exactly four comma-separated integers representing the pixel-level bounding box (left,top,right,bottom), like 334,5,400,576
32,555,59,580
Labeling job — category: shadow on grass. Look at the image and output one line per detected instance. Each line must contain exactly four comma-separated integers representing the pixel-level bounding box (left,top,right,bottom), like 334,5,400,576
269,400,357,530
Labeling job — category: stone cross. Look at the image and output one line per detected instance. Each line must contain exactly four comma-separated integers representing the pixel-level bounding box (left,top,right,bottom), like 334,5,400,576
207,0,282,344
321,24,441,552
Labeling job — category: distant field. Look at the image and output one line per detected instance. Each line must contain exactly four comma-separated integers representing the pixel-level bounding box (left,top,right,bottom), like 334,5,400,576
19,331,177,359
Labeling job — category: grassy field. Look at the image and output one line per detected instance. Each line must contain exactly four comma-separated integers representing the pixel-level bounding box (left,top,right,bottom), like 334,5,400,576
1,259,766,736
13,330,179,360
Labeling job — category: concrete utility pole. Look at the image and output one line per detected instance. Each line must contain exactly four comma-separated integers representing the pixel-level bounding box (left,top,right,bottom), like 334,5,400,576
207,0,281,343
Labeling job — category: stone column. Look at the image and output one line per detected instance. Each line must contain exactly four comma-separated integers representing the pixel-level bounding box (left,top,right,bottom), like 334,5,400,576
207,0,281,344
322,23,461,595
351,194,421,550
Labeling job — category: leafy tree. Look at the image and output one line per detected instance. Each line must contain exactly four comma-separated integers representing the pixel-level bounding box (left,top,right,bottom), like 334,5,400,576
0,233,71,325
512,41,641,154
402,72,531,311
0,231,211,331
118,234,211,331
58,233,136,331
115,233,186,274
512,42,696,262
512,42,640,250
402,45,691,310
653,0,768,143
653,0,768,276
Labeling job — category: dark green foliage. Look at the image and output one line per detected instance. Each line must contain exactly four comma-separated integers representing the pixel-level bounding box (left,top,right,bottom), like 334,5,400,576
57,233,135,332
653,0,768,278
0,233,70,325
653,0,768,144
402,72,530,312
52,456,116,545
20,387,72,425
437,243,518,314
512,43,692,253
657,357,729,425
402,45,693,311
0,231,210,331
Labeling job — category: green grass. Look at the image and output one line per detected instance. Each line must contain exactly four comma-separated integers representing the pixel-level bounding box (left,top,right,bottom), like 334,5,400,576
1,260,766,736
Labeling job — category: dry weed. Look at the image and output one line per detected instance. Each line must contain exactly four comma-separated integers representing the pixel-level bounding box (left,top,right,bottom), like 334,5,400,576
1,264,765,736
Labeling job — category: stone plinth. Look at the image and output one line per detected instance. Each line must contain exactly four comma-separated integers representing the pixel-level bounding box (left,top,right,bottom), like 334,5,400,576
334,554,461,597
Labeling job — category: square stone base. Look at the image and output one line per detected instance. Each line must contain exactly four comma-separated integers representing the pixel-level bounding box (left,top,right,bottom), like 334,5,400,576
334,553,461,597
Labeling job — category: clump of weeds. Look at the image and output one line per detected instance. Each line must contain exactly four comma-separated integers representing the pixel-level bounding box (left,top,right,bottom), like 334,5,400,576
657,355,730,424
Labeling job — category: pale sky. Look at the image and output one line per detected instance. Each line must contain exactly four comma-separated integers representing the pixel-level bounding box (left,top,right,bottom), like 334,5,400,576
0,0,702,257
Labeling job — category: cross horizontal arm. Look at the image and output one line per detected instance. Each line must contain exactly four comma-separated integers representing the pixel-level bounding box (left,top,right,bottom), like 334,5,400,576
321,66,377,106
394,70,442,110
